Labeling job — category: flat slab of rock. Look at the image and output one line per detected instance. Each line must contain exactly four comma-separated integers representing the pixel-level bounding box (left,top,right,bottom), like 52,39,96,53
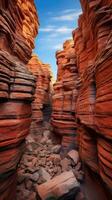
37,171,80,200
68,150,79,165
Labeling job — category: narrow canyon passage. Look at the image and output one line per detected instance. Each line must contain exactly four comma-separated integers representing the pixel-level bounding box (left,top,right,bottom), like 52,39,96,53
0,0,112,200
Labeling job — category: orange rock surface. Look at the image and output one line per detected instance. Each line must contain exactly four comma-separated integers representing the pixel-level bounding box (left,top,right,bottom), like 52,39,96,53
52,0,112,191
0,0,38,199
51,40,79,154
27,55,52,133
74,0,112,189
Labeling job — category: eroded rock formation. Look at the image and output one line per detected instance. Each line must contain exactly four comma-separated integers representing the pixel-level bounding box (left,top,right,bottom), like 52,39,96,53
51,40,79,155
0,0,112,199
0,0,38,199
27,55,52,133
74,0,112,191
52,0,112,193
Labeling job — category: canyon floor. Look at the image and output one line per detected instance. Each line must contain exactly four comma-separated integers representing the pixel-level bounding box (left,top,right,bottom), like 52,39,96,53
16,119,111,200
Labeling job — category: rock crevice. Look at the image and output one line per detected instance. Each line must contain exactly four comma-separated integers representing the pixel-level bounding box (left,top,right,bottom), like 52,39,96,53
52,0,112,193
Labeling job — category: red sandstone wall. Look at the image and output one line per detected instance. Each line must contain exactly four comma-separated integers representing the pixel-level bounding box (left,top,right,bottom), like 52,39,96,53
74,0,112,190
0,0,38,199
27,54,52,133
51,40,79,155
52,0,112,191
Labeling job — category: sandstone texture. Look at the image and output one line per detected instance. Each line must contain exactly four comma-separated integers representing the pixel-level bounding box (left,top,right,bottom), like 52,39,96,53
51,40,79,155
0,0,38,199
52,0,112,192
74,0,112,190
27,55,52,133
37,171,79,200
0,0,112,198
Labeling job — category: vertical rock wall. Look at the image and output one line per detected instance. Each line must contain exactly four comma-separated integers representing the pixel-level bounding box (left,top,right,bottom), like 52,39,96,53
51,40,79,155
0,0,38,199
52,0,112,192
27,55,52,133
74,0,112,190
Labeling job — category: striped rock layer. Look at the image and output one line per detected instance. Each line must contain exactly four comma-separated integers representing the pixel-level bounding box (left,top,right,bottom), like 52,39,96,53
27,55,52,133
51,40,79,154
0,0,38,199
52,0,112,191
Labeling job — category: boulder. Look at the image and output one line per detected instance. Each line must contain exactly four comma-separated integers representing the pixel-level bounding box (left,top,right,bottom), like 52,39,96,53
37,171,80,200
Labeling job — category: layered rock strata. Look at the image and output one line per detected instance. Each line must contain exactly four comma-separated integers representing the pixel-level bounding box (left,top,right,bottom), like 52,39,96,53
27,55,52,133
73,0,112,191
0,0,38,199
51,40,79,154
52,0,112,192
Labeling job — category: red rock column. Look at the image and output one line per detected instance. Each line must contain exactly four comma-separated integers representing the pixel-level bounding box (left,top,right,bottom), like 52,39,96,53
51,40,78,155
0,0,38,199
27,55,52,133
73,0,112,190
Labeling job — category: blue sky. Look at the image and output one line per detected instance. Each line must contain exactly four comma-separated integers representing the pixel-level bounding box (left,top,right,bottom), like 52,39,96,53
34,0,81,78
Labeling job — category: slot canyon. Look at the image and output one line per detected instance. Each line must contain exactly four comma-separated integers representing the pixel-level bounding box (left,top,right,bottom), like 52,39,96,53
0,0,112,200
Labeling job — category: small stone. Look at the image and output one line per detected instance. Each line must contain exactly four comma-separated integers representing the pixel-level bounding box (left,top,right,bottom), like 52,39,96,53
68,150,79,165
21,188,31,198
39,157,46,166
47,168,54,175
17,170,25,184
26,135,35,144
46,139,52,145
23,155,33,162
26,144,33,152
55,166,62,176
53,167,58,174
40,137,47,144
43,130,51,138
25,179,32,190
40,167,51,181
51,145,61,154
30,172,39,182
39,151,46,158
48,154,61,165
60,158,71,172
47,161,53,166
27,166,36,173
37,171,80,200
17,182,25,193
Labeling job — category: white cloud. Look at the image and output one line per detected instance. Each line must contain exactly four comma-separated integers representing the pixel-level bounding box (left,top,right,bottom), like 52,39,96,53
40,26,73,34
56,27,73,33
39,28,53,32
62,9,77,14
52,10,82,21
39,25,55,32
52,44,63,50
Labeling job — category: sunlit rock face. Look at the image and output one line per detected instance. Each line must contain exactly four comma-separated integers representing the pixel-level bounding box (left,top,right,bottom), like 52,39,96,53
73,0,112,190
51,40,79,155
0,0,38,199
27,55,52,133
52,0,112,191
